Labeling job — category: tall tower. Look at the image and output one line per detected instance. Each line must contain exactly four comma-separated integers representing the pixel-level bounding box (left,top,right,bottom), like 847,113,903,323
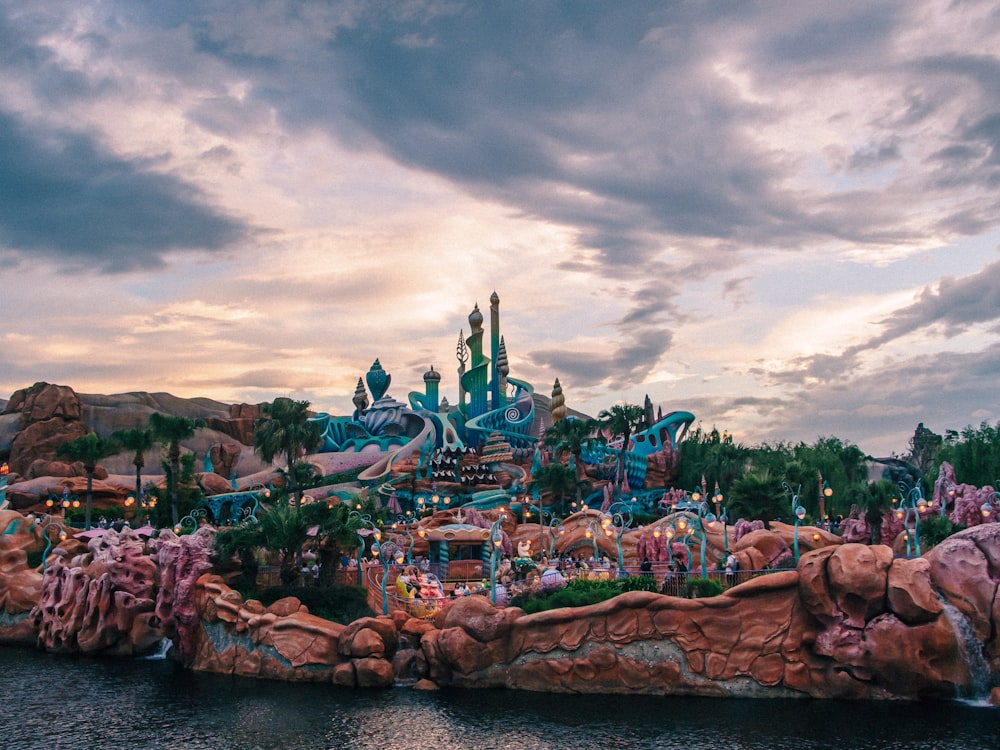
422,365,441,413
461,303,489,420
489,290,501,410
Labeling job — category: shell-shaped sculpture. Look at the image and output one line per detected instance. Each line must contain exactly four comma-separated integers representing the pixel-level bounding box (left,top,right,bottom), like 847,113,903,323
365,359,391,401
353,377,369,413
551,378,566,423
497,336,510,378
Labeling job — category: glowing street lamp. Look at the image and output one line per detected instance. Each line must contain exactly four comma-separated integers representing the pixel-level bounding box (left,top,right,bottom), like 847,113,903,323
652,521,676,565
710,483,728,554
818,471,833,527
980,482,1000,522
894,483,927,558
35,517,67,573
600,501,634,572
174,508,207,534
348,510,380,573
489,513,506,605
782,482,807,562
0,462,8,507
371,534,409,615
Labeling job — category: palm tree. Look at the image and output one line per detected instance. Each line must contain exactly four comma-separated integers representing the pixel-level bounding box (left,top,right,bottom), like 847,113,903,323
149,413,206,526
726,471,785,525
253,398,322,508
56,432,120,529
544,417,600,508
596,403,647,502
113,427,154,504
532,462,579,515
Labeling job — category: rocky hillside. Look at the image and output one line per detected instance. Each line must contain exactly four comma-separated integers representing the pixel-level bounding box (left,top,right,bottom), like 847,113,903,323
0,382,272,511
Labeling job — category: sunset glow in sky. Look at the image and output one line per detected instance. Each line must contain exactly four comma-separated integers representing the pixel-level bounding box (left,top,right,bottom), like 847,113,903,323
2,1,999,456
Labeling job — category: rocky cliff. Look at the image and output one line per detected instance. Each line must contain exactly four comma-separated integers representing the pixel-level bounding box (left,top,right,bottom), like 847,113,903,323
1,509,997,701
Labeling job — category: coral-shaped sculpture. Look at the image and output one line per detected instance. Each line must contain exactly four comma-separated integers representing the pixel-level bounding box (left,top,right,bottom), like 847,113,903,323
150,527,215,662
365,359,391,401
353,377,369,415
550,379,566,423
33,526,162,656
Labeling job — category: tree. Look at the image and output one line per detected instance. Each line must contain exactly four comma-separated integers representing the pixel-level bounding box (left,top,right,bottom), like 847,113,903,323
214,499,360,589
725,471,785,525
543,417,600,507
596,403,647,502
253,398,322,508
113,427,154,503
149,413,206,526
56,432,120,529
532,462,579,515
277,460,322,505
938,421,1000,488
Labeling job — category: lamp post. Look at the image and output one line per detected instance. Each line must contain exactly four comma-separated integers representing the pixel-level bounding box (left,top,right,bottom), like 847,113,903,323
693,495,719,578
710,483,728,554
47,487,81,517
980,482,1000,523
599,501,634,572
348,510,379,574
818,471,833,528
547,514,565,557
174,508,207,534
894,483,927,558
489,513,506,604
35,517,67,573
652,521,676,565
0,462,8,507
782,482,806,562
388,520,415,564
370,535,409,615
583,517,602,559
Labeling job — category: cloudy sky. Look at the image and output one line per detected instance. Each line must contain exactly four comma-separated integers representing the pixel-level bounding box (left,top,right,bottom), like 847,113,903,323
1,1,999,457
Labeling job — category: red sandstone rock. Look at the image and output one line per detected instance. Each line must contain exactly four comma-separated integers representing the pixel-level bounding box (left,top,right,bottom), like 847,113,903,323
354,656,395,687
887,557,942,624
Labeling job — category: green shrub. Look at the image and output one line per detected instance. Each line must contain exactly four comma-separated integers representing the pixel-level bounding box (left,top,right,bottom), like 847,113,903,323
510,576,661,614
618,574,659,592
919,516,964,550
686,577,724,598
252,584,373,624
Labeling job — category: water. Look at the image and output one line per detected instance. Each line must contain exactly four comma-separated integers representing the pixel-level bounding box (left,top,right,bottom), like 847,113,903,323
2,647,999,750
941,599,993,699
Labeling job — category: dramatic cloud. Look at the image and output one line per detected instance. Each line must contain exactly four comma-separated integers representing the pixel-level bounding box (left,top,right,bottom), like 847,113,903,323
0,110,249,271
1,0,999,456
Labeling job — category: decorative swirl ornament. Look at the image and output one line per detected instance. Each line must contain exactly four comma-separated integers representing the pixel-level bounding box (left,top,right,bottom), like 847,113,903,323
505,406,521,421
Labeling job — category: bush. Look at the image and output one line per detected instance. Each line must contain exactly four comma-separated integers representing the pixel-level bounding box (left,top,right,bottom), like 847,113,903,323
686,577,724,598
252,584,373,624
618,574,659,593
919,516,964,550
511,576,658,614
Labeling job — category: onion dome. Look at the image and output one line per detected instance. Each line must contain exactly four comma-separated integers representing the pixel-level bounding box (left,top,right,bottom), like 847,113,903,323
469,303,484,331
424,364,441,382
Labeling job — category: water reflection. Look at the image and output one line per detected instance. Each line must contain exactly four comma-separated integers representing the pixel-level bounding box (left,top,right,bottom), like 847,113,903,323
2,647,998,750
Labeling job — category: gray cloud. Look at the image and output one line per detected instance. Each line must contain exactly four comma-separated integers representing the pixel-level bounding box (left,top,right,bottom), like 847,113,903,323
871,260,1000,344
0,109,250,271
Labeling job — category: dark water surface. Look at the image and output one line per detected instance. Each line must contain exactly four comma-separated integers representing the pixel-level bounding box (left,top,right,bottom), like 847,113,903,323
2,646,999,750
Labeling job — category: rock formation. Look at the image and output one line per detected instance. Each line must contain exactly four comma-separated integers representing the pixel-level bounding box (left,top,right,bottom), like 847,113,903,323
1,507,999,701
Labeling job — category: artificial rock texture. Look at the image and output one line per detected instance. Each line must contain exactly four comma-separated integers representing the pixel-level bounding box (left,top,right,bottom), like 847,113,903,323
1,509,998,700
